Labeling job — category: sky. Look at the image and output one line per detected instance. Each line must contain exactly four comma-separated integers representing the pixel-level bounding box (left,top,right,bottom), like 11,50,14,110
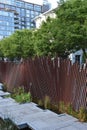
24,0,58,9
48,0,58,8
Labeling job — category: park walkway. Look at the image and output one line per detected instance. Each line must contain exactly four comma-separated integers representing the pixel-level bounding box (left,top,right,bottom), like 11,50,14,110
0,90,87,130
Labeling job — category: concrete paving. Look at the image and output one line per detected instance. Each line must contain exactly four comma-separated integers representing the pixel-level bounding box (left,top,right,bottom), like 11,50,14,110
0,97,16,107
25,112,78,130
0,91,87,130
56,122,87,130
0,90,10,96
0,97,18,119
0,96,3,100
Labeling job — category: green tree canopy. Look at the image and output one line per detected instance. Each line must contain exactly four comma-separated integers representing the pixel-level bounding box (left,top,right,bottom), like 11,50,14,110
0,29,35,60
0,0,87,59
0,37,17,60
34,17,57,57
55,0,87,58
33,0,87,58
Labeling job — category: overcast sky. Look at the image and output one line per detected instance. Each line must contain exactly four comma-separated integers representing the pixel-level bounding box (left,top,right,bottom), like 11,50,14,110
48,0,58,8
24,0,58,8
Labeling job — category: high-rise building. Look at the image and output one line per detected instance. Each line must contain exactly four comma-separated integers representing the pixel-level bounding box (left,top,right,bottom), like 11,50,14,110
0,0,42,39
42,0,51,13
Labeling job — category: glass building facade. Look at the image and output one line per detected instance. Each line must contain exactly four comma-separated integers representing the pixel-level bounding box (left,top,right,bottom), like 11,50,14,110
0,0,42,39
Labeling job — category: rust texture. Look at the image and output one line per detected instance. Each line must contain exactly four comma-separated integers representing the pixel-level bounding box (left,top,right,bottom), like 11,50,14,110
0,57,86,110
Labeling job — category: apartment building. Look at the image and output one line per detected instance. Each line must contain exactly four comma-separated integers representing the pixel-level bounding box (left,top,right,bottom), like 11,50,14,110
0,0,43,39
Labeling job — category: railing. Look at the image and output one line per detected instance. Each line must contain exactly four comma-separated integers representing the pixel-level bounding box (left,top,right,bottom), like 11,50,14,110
0,57,86,110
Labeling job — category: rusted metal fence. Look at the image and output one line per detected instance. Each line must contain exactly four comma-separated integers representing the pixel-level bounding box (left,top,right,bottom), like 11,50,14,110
0,57,86,110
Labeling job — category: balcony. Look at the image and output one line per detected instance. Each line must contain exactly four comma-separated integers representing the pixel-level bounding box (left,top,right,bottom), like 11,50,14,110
14,11,19,15
14,21,19,24
14,26,19,29
14,17,19,20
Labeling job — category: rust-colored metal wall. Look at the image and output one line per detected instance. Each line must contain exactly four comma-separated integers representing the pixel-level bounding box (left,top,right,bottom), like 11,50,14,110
0,57,86,110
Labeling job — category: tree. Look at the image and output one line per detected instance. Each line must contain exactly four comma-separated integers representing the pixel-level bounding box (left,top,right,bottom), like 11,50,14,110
0,37,17,60
0,0,87,59
10,29,35,59
0,29,35,60
34,0,87,58
55,0,87,58
34,17,56,56
20,29,35,58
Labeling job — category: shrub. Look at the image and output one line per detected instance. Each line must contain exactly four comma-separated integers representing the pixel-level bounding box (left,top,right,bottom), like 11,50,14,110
14,92,32,103
13,86,24,95
11,87,32,103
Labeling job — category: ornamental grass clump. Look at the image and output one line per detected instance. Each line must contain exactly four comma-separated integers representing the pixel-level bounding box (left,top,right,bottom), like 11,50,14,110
38,99,44,107
59,101,65,113
78,107,87,122
65,103,73,115
44,95,51,109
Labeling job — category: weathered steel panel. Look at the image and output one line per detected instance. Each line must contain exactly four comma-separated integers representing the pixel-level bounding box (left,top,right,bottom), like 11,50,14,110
0,57,86,110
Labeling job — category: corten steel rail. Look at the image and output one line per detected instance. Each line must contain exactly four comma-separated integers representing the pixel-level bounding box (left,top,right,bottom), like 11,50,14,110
0,57,86,110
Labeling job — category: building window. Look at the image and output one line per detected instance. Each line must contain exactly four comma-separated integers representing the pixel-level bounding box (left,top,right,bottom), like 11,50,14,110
21,26,25,29
31,11,35,18
21,9,25,16
20,1,25,8
26,22,30,26
34,5,41,12
10,6,16,10
26,14,30,17
16,1,21,7
5,5,11,9
16,8,21,15
26,17,30,21
21,17,25,21
31,23,34,27
26,26,30,29
26,10,30,14
35,11,40,16
25,3,33,10
0,3,4,8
